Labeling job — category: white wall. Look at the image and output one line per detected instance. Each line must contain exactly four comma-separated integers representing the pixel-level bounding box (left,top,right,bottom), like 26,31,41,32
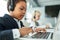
38,0,60,6
0,0,8,17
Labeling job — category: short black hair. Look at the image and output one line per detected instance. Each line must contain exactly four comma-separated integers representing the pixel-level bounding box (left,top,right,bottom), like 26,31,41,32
7,0,26,12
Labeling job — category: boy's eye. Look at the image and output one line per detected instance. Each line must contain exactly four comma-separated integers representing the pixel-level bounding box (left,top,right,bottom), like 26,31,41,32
20,8,24,10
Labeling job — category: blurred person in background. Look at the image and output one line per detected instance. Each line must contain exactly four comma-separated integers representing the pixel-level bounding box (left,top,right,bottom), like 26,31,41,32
29,10,46,32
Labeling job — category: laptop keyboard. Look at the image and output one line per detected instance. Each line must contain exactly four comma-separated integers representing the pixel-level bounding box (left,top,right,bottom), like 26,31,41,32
32,32,51,39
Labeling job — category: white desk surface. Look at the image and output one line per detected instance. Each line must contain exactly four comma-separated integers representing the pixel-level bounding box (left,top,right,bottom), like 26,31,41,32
15,38,52,40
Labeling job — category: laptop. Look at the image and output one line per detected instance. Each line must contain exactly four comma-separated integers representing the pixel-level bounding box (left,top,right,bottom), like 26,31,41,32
19,25,54,40
31,32,53,39
18,29,54,40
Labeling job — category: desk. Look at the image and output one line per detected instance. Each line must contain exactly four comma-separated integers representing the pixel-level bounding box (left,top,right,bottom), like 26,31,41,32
15,29,54,40
15,38,52,40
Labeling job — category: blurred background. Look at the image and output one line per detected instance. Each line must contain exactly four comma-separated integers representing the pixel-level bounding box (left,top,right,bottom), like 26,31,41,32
0,0,60,27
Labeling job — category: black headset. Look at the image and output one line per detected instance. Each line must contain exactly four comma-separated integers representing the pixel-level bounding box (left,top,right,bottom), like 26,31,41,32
34,16,35,19
9,0,15,11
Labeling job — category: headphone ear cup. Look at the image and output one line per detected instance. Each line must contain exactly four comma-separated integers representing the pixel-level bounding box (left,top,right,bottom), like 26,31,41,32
9,5,14,11
34,16,35,19
9,0,14,11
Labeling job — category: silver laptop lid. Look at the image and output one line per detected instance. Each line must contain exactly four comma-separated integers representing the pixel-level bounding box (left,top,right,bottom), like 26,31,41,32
54,10,60,31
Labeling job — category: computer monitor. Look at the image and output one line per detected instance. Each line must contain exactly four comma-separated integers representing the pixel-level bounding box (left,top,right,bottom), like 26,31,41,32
45,5,60,17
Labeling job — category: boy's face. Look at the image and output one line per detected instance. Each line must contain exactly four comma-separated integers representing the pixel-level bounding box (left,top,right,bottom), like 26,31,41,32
12,1,26,20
